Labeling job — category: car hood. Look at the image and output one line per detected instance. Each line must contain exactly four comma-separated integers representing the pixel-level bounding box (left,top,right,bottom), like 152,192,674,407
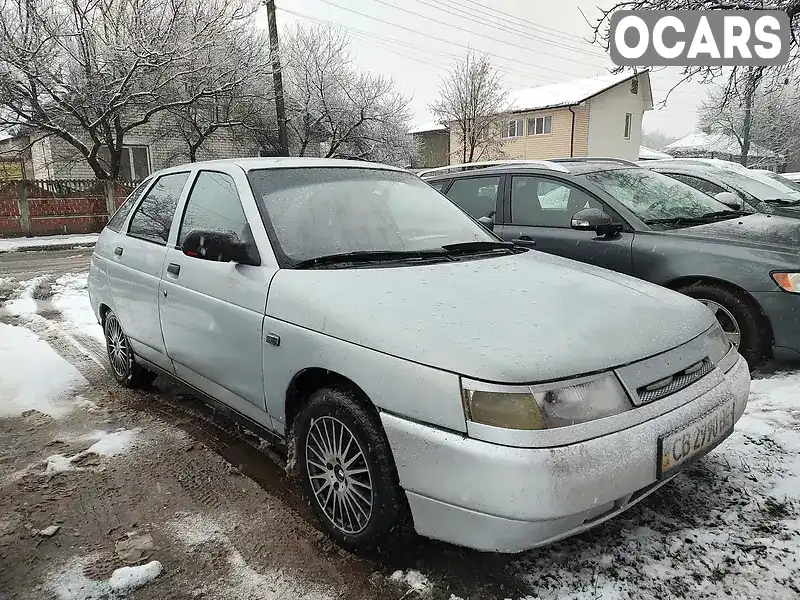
663,213,800,252
266,252,714,383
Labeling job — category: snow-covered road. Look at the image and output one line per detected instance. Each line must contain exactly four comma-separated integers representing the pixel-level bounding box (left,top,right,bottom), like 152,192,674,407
1,261,799,600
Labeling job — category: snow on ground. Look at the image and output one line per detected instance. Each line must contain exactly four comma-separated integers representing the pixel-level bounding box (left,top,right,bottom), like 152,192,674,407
168,514,334,600
0,322,86,417
389,570,432,594
51,273,104,344
4,275,45,315
0,233,98,253
46,555,162,599
44,429,141,474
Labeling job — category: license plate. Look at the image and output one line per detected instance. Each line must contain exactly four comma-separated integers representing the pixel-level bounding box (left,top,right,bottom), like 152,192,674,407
658,401,735,479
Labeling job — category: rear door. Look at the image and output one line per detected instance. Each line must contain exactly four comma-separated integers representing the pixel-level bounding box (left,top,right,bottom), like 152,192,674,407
500,174,635,274
105,171,191,371
158,168,277,426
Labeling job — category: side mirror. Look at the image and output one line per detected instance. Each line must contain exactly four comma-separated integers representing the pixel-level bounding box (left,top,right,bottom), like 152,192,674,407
477,216,495,231
181,230,260,266
714,191,742,209
571,208,621,237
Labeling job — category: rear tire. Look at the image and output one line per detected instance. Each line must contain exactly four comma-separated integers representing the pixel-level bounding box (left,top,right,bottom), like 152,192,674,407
103,310,157,388
294,386,408,552
677,282,767,366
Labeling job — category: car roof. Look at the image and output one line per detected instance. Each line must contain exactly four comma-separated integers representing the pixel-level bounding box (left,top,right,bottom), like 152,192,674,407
155,157,406,175
422,158,639,180
639,161,729,175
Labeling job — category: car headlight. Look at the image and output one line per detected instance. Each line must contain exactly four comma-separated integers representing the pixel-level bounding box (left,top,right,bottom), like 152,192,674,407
461,373,631,430
705,323,732,365
772,272,800,293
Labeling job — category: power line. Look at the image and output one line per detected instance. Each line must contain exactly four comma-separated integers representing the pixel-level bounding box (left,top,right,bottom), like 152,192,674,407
306,0,607,80
359,0,609,69
281,7,561,84
408,0,607,59
457,0,589,43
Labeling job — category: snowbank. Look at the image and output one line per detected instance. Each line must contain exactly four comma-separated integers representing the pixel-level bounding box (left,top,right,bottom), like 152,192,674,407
0,234,98,253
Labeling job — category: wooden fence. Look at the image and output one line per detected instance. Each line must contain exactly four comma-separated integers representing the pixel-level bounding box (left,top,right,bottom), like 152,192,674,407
0,179,139,238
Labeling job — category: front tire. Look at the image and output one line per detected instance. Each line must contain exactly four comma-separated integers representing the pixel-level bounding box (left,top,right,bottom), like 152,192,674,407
677,282,767,366
294,386,407,552
103,311,156,387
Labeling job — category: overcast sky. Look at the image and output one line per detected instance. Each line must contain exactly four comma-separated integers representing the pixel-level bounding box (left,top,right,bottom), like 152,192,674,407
272,0,714,141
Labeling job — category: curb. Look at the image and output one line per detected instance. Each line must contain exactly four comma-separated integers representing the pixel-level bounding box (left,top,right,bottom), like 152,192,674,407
0,242,97,254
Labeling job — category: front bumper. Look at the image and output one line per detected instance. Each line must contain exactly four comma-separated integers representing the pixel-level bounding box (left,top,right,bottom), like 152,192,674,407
751,291,800,361
382,354,750,553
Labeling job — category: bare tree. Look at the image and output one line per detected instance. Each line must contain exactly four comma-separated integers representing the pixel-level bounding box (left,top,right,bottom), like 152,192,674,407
588,1,799,106
281,24,413,165
641,129,678,150
430,50,508,164
699,73,800,166
0,0,264,179
151,26,272,163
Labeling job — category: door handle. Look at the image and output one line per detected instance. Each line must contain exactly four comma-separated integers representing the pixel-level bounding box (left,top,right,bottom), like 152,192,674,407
512,236,536,246
167,263,181,276
114,247,123,256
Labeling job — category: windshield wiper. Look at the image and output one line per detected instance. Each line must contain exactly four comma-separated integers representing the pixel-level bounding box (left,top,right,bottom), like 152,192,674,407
644,210,751,227
293,249,449,269
441,240,516,255
763,199,800,206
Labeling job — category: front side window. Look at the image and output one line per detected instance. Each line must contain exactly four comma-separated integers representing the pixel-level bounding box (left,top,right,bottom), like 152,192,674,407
445,176,500,219
501,119,523,139
527,116,553,136
178,171,249,246
511,176,600,227
107,179,150,232
583,168,731,225
127,172,189,244
247,168,495,265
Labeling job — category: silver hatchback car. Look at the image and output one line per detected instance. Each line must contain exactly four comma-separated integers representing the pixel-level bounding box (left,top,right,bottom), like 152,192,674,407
88,158,750,553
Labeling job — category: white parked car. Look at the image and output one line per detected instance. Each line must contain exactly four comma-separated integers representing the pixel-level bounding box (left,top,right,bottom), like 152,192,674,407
88,158,750,553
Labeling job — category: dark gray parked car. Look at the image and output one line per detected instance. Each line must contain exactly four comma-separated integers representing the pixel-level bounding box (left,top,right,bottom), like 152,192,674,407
423,159,800,365
641,159,800,219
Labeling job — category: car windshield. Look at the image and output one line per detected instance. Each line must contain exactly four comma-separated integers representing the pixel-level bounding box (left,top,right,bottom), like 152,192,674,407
247,167,496,265
718,169,800,201
583,168,733,224
759,172,800,194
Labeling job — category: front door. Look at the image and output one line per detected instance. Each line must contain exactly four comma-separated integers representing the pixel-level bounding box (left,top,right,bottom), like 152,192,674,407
105,171,191,371
158,169,274,424
500,175,635,274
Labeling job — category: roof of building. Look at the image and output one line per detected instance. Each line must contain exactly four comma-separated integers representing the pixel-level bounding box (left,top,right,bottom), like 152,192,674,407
665,132,781,159
639,146,673,160
408,122,448,135
505,70,652,114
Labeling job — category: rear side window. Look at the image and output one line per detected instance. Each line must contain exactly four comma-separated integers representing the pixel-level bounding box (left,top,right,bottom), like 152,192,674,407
127,172,189,245
177,171,249,246
107,180,150,232
445,176,500,219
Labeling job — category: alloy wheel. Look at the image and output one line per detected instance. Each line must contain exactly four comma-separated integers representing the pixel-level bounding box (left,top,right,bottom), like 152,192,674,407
305,416,374,535
701,299,741,348
105,315,130,378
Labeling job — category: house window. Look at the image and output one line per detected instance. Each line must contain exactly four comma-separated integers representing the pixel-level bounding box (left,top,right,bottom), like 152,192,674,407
624,113,633,140
527,115,553,136
630,77,639,95
98,145,151,181
501,119,523,139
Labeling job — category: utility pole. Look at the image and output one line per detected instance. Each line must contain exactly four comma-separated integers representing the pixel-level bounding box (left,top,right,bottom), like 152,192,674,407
265,0,289,156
